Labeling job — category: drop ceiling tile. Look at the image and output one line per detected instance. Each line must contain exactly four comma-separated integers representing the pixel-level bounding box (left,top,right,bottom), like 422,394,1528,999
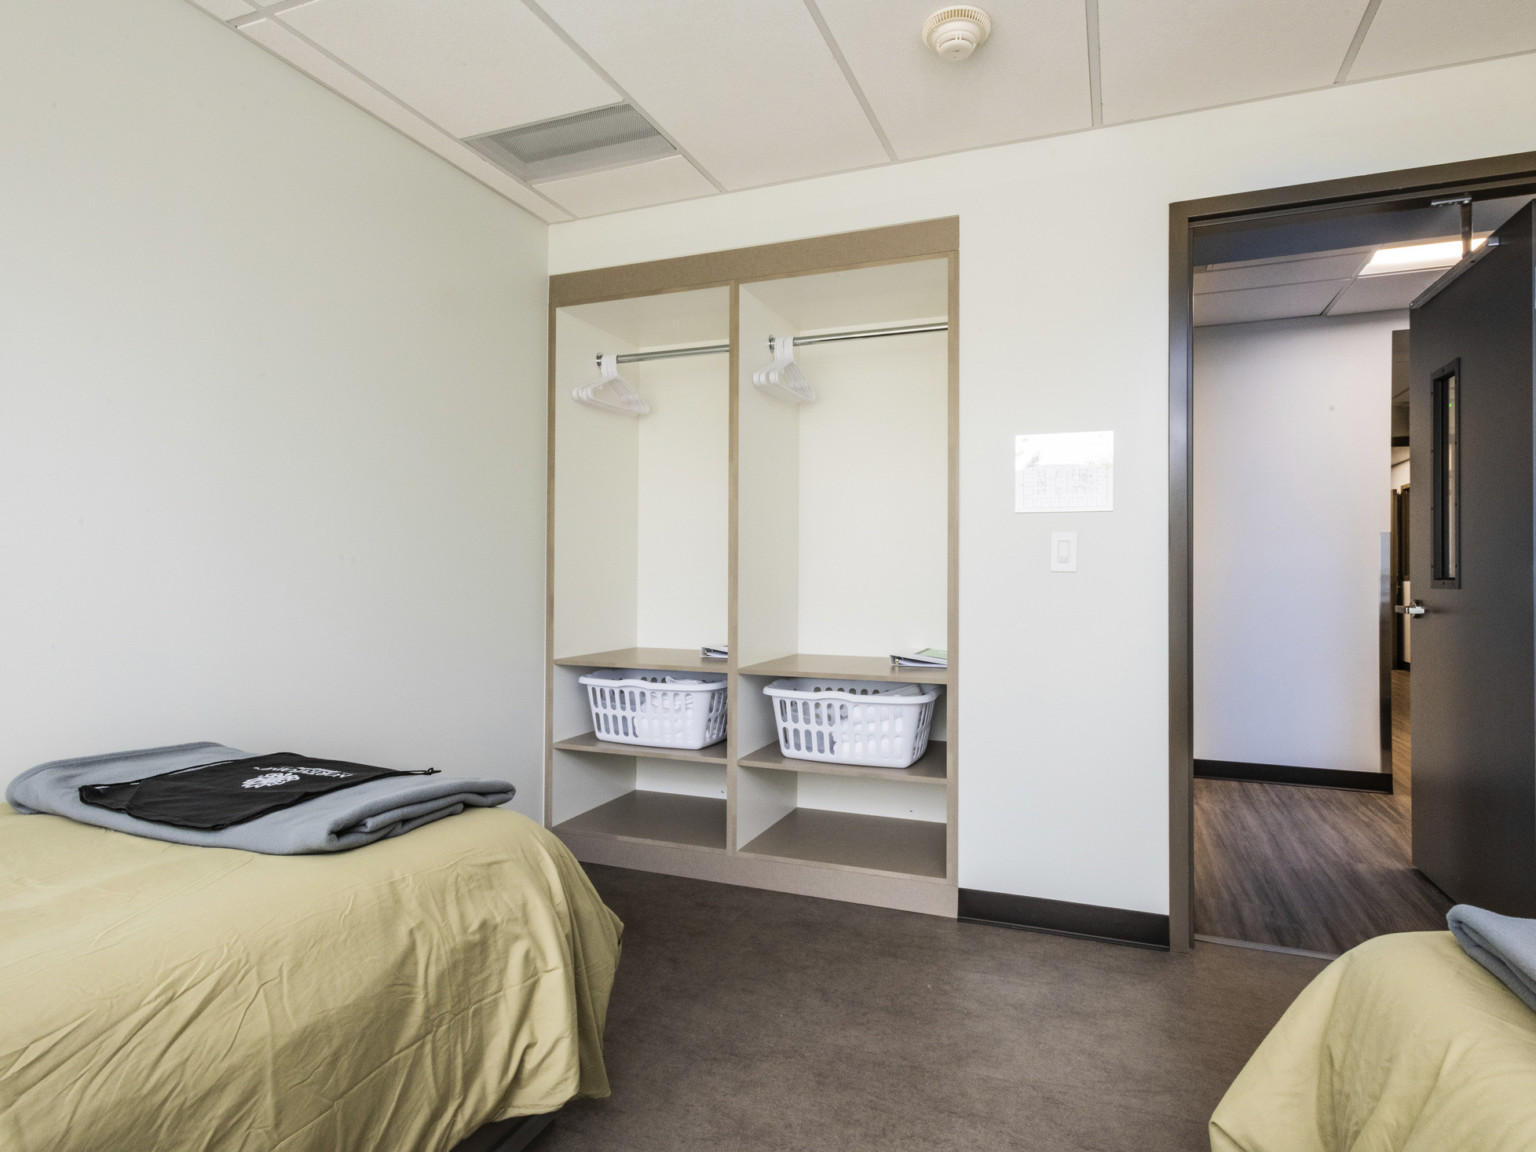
1350,0,1536,80
238,18,570,222
1193,279,1350,326
535,154,717,218
186,0,255,19
279,0,619,138
1327,269,1444,314
532,0,888,189
1194,252,1370,294
1098,0,1371,122
810,0,1091,159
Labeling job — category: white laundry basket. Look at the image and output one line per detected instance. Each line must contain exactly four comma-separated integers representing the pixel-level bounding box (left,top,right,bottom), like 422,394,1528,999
579,668,727,750
763,678,938,769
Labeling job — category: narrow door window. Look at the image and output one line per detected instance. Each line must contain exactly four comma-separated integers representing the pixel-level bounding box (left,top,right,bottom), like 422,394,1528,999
1432,361,1460,587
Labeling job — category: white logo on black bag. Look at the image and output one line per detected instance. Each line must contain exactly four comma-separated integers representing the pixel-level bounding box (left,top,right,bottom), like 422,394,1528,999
242,772,301,789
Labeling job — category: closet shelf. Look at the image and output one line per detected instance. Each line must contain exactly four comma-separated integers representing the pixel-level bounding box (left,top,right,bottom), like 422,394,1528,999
553,791,726,851
737,740,947,784
553,732,728,765
553,647,730,674
739,809,947,879
737,653,948,685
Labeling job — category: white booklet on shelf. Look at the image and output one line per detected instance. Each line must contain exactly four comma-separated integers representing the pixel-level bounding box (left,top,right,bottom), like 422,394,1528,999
701,644,729,660
891,648,947,668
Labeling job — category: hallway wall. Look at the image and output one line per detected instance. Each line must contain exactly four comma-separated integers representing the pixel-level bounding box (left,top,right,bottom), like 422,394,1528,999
1194,312,1403,774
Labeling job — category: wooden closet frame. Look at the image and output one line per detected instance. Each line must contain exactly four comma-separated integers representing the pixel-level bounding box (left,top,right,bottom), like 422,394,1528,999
544,217,960,916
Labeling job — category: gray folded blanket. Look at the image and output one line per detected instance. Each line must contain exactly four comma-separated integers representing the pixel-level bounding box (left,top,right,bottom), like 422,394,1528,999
1448,903,1536,1012
5,742,515,855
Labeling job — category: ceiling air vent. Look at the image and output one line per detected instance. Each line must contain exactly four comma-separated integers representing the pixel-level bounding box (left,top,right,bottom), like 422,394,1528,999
465,104,675,184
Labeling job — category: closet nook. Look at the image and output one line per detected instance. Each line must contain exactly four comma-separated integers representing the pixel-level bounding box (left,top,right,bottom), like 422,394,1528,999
545,219,958,917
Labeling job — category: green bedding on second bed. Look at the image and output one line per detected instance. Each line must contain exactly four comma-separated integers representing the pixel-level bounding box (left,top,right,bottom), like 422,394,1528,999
1212,931,1536,1152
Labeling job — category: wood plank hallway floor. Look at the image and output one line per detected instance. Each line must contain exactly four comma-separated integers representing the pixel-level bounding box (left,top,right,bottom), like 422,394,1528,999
1194,671,1451,955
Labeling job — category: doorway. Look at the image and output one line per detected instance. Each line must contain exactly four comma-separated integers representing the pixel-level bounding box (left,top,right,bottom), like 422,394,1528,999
1169,151,1536,953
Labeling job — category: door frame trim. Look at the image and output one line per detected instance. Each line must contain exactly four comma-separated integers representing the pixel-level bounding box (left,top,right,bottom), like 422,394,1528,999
1168,151,1536,953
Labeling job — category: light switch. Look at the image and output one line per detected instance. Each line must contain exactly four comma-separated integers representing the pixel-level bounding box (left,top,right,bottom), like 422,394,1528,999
1050,531,1077,572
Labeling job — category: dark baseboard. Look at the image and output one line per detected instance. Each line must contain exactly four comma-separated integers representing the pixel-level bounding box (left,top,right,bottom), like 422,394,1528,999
1195,758,1393,793
959,889,1170,951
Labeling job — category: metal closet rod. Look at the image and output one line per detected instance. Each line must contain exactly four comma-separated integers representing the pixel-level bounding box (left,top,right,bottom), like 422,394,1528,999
601,321,948,366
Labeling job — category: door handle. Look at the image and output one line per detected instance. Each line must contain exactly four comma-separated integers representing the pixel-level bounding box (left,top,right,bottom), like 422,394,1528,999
1395,600,1427,617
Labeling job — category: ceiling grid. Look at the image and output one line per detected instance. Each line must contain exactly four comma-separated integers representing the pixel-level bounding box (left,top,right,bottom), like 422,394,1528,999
802,0,900,162
518,0,727,197
1085,0,1104,127
1335,0,1385,83
232,12,572,221
183,0,1536,220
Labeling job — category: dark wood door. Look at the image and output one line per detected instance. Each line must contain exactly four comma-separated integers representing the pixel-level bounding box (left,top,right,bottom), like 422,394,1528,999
1409,203,1536,915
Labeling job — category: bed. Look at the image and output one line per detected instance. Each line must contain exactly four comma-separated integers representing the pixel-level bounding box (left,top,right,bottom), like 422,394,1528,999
0,801,622,1152
1210,931,1536,1151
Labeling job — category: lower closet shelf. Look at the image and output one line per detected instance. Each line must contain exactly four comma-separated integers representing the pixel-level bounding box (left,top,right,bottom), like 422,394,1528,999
739,809,947,879
554,791,726,851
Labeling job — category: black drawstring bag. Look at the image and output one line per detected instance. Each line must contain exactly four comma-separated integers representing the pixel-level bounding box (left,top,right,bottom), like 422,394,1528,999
78,753,438,831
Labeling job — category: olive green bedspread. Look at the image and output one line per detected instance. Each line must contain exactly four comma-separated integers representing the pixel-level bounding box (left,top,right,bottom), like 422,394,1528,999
0,803,622,1152
1211,931,1536,1152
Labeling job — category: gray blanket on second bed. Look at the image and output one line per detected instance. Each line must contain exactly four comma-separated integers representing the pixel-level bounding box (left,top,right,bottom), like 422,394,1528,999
5,742,515,854
1448,903,1536,1012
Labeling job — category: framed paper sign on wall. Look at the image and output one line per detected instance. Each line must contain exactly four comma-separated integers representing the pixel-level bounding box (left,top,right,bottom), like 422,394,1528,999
1015,431,1114,513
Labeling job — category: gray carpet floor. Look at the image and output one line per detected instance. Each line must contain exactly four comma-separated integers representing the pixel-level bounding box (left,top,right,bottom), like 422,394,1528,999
534,865,1326,1152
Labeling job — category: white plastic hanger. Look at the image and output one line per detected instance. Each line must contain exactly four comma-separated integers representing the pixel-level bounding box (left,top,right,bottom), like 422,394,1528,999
752,336,815,404
572,354,650,415
767,337,816,403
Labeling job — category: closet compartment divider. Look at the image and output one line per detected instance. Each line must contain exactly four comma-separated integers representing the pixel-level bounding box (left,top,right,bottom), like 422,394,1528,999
725,282,743,853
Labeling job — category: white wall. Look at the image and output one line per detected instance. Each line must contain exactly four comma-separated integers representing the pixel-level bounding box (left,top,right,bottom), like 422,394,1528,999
796,335,948,658
1194,313,1400,775
551,312,638,658
550,54,1536,915
634,356,730,650
0,0,549,816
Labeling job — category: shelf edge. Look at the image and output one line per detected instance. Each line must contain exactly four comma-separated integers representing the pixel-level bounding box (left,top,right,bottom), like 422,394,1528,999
736,741,947,784
552,734,729,765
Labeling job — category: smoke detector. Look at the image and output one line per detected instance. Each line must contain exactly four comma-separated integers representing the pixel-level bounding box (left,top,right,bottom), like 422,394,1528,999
922,6,991,61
